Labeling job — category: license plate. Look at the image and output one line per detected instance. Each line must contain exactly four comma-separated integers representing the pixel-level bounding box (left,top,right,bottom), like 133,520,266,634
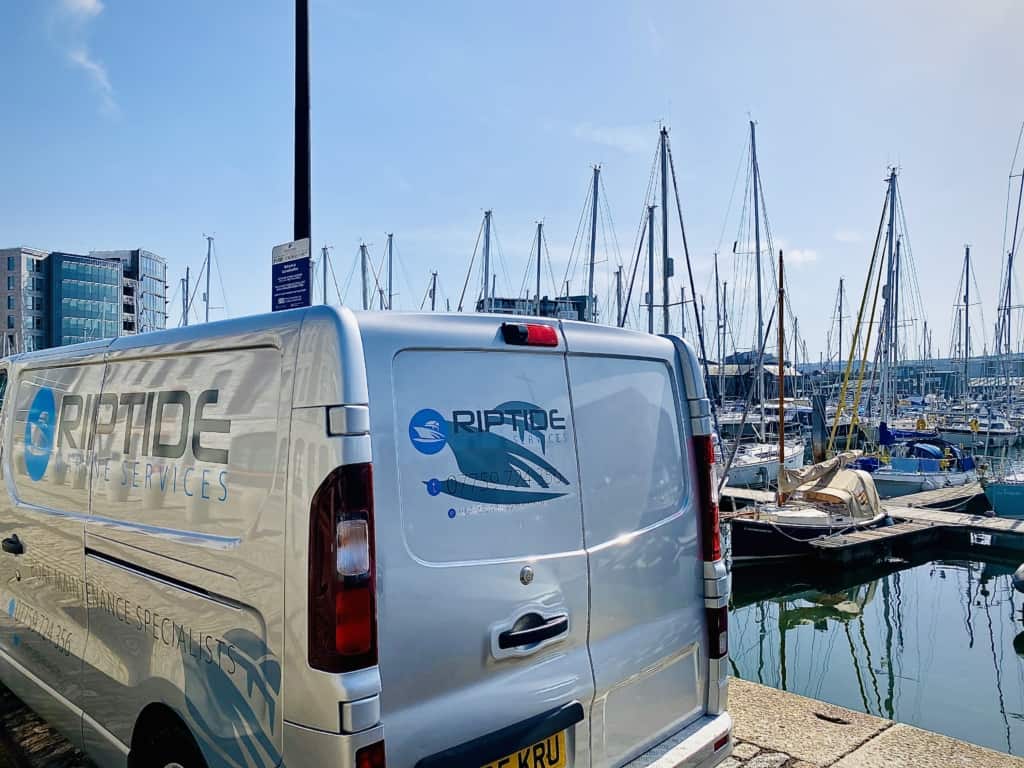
480,730,567,768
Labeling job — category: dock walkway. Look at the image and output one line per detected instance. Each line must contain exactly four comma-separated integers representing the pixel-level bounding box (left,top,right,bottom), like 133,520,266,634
726,677,1022,767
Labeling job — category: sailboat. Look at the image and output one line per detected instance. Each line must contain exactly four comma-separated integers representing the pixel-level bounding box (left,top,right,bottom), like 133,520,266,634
729,249,890,563
717,121,805,489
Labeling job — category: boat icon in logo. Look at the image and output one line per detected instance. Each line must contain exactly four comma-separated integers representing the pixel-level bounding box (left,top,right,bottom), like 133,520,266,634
409,409,448,455
24,387,56,482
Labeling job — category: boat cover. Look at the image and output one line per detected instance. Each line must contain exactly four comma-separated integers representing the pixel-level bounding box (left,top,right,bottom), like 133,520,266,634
779,451,882,521
778,450,861,492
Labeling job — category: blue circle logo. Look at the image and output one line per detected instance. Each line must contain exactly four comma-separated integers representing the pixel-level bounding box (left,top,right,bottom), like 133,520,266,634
409,409,448,455
24,388,56,482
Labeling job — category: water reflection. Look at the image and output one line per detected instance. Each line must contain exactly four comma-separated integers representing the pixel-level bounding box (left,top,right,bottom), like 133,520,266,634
730,555,1024,756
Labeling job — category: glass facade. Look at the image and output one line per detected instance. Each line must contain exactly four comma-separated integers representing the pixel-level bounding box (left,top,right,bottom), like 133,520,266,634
49,254,122,345
138,250,167,333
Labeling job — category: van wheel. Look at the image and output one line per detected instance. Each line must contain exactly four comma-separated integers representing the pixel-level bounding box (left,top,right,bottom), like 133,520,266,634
131,720,208,768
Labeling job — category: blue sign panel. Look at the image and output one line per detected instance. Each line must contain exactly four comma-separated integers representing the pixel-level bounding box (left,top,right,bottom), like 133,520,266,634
272,238,311,312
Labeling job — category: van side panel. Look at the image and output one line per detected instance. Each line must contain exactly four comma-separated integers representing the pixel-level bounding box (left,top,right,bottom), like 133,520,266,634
0,360,106,747
79,340,293,768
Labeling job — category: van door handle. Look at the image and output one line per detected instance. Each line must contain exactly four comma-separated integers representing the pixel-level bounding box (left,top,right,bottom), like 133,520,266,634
498,614,568,649
2,535,23,556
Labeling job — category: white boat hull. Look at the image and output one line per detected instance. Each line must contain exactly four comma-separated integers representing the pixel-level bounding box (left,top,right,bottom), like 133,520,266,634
871,469,976,499
723,442,805,488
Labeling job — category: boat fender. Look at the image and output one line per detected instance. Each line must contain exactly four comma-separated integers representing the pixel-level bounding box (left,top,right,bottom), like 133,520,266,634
1013,563,1024,594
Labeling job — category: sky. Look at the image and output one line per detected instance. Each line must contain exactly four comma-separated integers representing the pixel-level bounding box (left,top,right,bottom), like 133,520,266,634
2,0,1023,362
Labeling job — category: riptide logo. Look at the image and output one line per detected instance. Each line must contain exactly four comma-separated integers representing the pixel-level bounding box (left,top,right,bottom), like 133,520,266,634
409,401,571,506
25,388,56,481
409,409,448,455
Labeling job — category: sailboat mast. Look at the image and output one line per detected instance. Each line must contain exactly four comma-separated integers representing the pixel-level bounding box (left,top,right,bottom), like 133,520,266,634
750,121,765,433
721,280,728,401
882,169,896,420
536,221,543,315
680,287,687,336
964,244,971,398
482,210,492,312
322,244,328,305
587,166,600,322
1004,171,1024,355
203,235,213,323
660,128,670,334
615,265,623,328
838,277,843,370
647,205,656,334
714,253,721,364
893,238,901,375
360,243,369,311
430,271,438,312
182,267,190,327
777,249,786,506
386,233,394,310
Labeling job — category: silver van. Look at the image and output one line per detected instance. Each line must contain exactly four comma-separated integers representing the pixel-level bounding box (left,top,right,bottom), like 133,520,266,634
0,307,731,768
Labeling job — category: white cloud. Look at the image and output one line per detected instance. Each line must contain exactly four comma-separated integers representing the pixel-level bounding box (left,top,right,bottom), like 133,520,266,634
61,0,104,17
833,229,863,243
56,0,117,114
786,248,818,265
573,122,653,155
68,46,116,112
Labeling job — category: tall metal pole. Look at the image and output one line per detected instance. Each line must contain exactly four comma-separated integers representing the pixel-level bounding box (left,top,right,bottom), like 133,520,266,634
964,244,971,397
680,287,687,336
838,277,844,370
587,166,600,322
660,128,670,334
204,235,212,323
322,245,328,305
750,120,765,433
294,0,311,243
647,205,656,334
615,265,623,327
893,238,901,372
1005,172,1024,354
360,243,369,311
182,267,190,327
721,280,728,400
883,169,896,419
430,271,438,312
536,221,543,315
777,249,786,505
386,233,394,310
482,210,492,312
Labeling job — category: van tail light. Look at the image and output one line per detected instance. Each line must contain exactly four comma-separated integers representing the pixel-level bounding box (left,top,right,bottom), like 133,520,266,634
308,462,377,672
693,434,722,562
356,741,386,768
501,322,559,347
706,605,728,660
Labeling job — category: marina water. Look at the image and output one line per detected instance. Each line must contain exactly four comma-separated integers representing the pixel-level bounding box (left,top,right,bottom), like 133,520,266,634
731,555,1024,755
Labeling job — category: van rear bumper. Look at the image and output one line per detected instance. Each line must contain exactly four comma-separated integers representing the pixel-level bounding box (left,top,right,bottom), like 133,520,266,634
622,711,732,768
283,719,383,767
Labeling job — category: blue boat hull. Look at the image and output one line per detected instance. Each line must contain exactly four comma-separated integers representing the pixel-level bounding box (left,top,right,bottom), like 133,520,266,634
984,482,1024,518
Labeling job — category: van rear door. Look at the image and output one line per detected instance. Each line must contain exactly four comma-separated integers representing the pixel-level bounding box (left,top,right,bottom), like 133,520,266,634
562,324,707,767
363,318,593,768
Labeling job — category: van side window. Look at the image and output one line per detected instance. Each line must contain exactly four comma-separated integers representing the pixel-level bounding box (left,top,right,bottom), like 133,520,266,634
0,370,8,413
568,356,686,543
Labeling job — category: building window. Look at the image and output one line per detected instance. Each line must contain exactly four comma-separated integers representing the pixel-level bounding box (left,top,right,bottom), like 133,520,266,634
34,278,45,292
22,316,31,330
34,317,42,330
6,256,14,271
6,317,12,330
6,277,13,291
6,296,13,310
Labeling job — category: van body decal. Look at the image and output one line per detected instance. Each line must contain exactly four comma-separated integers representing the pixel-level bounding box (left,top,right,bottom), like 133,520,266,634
25,387,56,481
410,401,571,506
